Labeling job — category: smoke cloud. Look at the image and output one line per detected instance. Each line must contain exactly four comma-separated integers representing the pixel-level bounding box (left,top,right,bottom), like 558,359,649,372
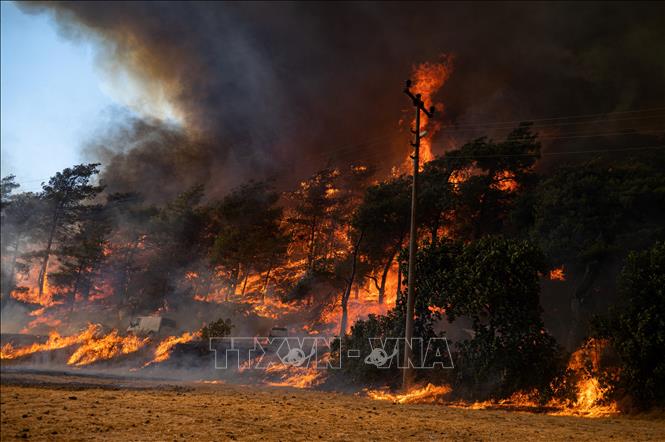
18,1,665,199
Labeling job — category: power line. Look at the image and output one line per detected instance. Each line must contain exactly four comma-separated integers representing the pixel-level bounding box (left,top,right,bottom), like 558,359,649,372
441,106,665,128
6,107,664,185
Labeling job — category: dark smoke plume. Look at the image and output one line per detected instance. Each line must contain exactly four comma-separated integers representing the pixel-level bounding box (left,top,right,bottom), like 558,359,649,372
19,1,665,200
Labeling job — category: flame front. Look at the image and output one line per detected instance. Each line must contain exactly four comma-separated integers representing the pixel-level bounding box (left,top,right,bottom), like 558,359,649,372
264,364,324,389
1,324,99,360
147,331,200,365
367,384,452,404
66,330,149,366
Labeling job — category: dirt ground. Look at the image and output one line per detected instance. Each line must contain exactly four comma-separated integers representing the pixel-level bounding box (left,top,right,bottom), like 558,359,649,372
1,370,664,441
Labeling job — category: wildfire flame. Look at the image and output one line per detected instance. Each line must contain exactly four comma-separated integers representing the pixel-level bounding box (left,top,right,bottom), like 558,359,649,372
493,170,518,192
66,329,149,366
406,56,453,167
366,384,452,404
10,271,58,309
146,331,200,366
264,364,324,389
549,266,566,281
1,323,99,360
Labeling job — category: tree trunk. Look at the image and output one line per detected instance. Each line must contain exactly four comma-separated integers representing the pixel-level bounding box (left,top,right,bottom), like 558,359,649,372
70,263,84,314
2,233,22,306
241,269,250,296
430,218,440,244
378,248,398,304
397,263,402,300
567,261,599,349
262,264,273,303
340,231,364,336
38,209,60,296
307,217,317,270
229,263,241,299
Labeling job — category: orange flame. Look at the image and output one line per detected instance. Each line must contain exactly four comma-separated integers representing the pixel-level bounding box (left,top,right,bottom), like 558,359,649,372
10,271,58,309
366,384,451,404
264,364,324,389
493,170,518,192
67,329,149,366
549,266,566,281
1,324,99,360
405,57,453,167
146,331,200,366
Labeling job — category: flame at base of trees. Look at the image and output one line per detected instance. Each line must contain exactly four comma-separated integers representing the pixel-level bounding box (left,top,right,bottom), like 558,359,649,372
365,340,618,417
1,323,99,360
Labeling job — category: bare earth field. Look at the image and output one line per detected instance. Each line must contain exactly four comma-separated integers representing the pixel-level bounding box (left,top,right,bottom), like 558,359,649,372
1,370,664,441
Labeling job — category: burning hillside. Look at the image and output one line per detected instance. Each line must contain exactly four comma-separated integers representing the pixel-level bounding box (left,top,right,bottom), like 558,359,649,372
2,3,665,441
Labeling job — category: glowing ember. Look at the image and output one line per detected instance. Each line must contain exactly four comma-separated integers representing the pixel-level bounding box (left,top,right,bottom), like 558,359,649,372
67,330,149,366
493,170,518,192
448,169,469,191
427,305,446,315
1,324,99,360
367,384,452,404
549,266,566,281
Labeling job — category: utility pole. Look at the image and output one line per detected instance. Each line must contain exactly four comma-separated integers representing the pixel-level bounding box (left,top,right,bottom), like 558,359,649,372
402,79,434,391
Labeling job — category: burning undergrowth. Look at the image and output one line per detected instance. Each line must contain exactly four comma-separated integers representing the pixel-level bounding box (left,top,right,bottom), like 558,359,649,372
2,6,664,415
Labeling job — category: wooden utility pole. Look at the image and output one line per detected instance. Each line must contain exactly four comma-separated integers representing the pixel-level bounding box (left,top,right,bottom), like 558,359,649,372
402,79,434,390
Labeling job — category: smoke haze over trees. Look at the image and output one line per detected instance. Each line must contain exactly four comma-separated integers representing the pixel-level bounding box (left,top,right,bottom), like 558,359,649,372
15,1,665,201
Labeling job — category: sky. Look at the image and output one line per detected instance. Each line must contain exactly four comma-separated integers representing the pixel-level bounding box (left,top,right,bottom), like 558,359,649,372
0,1,183,192
0,1,115,191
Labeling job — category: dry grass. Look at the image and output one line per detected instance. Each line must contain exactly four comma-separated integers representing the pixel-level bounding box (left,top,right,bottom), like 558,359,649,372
1,372,664,441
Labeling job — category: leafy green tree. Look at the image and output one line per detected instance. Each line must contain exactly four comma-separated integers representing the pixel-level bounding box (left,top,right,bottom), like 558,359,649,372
418,156,465,243
416,237,562,400
447,123,540,240
201,318,234,341
594,242,665,409
531,156,665,348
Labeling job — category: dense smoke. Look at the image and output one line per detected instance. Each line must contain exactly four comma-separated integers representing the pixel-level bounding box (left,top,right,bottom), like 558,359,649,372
18,1,665,199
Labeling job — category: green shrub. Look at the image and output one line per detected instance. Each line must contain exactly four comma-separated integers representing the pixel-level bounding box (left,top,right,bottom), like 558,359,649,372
594,242,665,409
201,318,234,341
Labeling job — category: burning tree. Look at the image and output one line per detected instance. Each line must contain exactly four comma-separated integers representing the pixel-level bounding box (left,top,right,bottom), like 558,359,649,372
353,176,411,304
34,164,105,299
210,181,289,299
49,203,112,311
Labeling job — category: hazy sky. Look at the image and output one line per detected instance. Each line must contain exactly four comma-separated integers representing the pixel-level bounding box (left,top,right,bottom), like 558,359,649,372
0,1,115,191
